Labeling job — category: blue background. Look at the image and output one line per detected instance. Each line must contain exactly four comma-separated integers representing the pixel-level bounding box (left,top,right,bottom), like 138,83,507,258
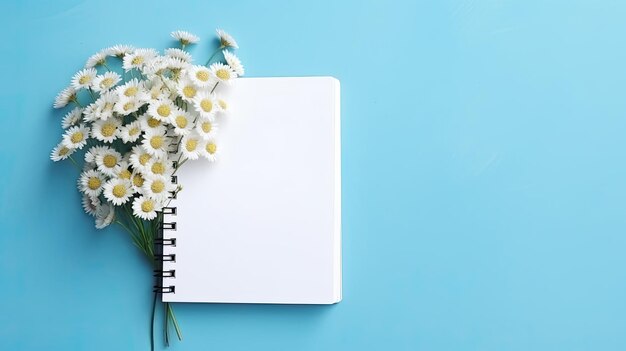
2,0,626,349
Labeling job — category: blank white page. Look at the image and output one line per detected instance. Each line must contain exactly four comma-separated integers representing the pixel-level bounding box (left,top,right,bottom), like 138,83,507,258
162,77,341,304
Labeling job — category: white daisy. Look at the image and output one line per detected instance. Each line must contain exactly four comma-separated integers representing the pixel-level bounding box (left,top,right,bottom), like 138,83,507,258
132,195,163,220
92,72,122,92
85,51,107,68
167,57,189,71
119,120,142,143
195,118,218,140
141,56,171,77
142,128,169,156
193,91,218,120
175,77,199,103
50,142,76,162
78,169,106,197
84,145,110,163
148,98,177,121
209,62,236,84
165,48,193,63
71,68,98,90
222,50,245,76
131,170,146,193
142,175,175,201
169,110,194,136
62,124,90,149
116,162,133,182
201,138,219,162
95,148,123,177
122,49,157,71
54,87,77,109
103,178,133,206
107,44,134,58
171,30,199,46
216,29,239,49
114,96,142,115
61,107,83,129
82,194,100,217
180,132,202,160
145,157,174,177
92,118,121,143
129,145,153,171
138,113,165,132
116,78,145,99
95,202,115,229
188,65,214,87
84,91,118,122
144,78,168,100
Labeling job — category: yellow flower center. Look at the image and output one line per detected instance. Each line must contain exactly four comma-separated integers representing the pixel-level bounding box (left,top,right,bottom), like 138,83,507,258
139,153,151,166
101,123,116,137
70,131,84,143
196,70,210,82
218,99,228,110
206,142,217,154
119,169,131,180
132,174,144,187
101,77,114,88
151,180,165,193
200,99,212,112
103,154,117,168
129,127,140,136
112,184,126,198
151,89,160,99
186,139,198,151
157,104,171,117
216,69,230,80
123,101,135,111
79,76,91,85
147,117,161,128
141,199,155,212
131,56,144,65
150,136,163,149
87,177,101,190
124,86,138,97
175,115,188,128
151,162,165,174
59,147,70,156
182,85,196,98
201,121,212,133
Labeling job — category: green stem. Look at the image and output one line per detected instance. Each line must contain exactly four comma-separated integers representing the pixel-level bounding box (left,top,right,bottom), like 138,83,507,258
164,302,170,346
87,88,97,102
172,159,187,176
204,47,224,66
151,292,157,351
68,155,81,171
72,98,83,108
168,303,183,341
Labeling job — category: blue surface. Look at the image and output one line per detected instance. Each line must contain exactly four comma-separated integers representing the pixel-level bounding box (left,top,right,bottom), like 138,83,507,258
2,0,626,349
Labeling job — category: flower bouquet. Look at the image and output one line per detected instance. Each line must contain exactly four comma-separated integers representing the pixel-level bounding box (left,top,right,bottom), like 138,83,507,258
50,29,244,349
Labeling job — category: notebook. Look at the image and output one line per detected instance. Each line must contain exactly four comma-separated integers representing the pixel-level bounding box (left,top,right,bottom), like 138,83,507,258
160,77,342,304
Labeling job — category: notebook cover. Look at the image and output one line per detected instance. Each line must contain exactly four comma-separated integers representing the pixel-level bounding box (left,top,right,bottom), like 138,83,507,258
162,77,341,304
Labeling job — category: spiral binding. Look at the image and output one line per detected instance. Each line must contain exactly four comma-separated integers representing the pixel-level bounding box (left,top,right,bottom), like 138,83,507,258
153,162,179,294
